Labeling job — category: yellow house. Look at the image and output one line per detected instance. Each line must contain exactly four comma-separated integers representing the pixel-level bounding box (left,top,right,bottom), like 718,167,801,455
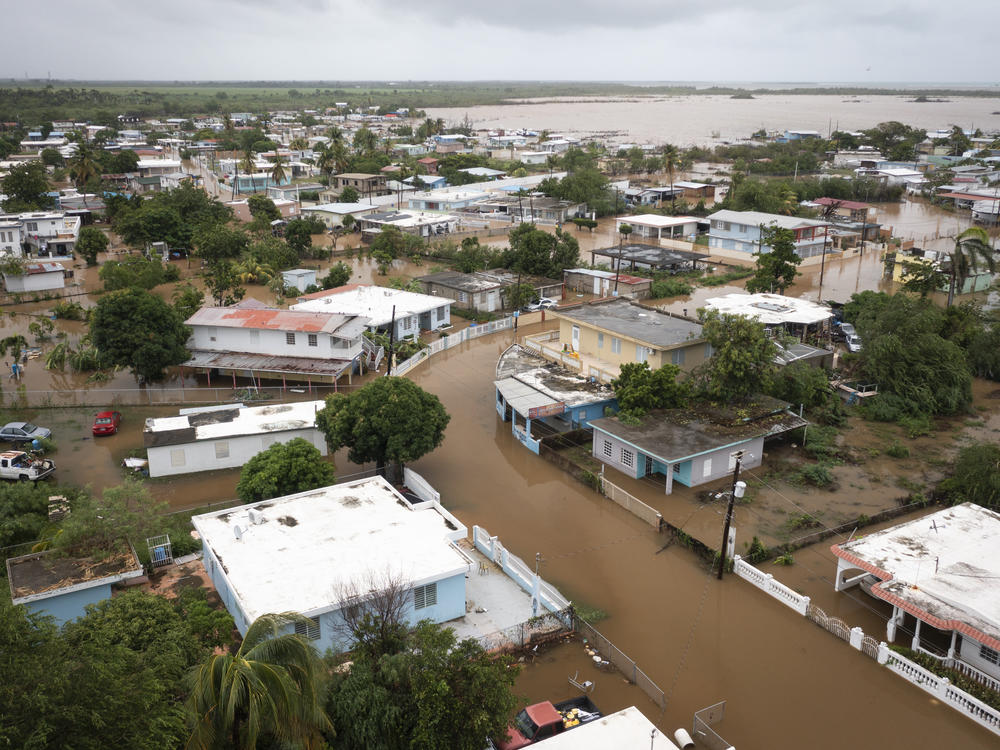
547,299,708,379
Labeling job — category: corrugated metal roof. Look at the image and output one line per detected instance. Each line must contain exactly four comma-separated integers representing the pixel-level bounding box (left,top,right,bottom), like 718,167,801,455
494,377,559,414
184,350,355,377
186,306,368,337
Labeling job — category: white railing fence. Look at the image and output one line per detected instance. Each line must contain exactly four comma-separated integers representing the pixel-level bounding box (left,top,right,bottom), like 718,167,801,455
471,524,572,615
394,317,514,377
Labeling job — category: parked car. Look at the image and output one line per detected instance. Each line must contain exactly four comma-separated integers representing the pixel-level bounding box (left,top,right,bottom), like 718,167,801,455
494,695,601,749
831,321,856,343
522,298,557,312
0,450,55,482
92,410,122,436
0,422,51,444
846,334,863,353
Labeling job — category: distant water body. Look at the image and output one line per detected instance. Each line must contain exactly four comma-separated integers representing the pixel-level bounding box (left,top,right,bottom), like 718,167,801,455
425,93,1000,147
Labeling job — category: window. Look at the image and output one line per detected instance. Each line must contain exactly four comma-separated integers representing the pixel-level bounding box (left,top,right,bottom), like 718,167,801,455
981,645,1000,666
214,441,230,459
249,329,259,346
704,343,714,358
286,332,296,345
401,316,411,331
597,333,604,349
457,291,468,303
611,337,621,354
603,440,613,458
294,616,321,641
621,448,634,468
671,348,686,365
703,458,713,478
413,582,438,610
308,334,318,347
170,448,186,467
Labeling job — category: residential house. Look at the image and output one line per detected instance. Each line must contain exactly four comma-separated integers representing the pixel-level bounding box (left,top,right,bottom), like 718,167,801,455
293,283,453,339
182,305,368,387
302,201,380,229
702,292,834,338
191,475,470,652
541,299,708,381
855,166,928,190
267,182,325,201
672,181,716,200
537,707,681,749
416,156,439,174
457,167,507,181
404,174,448,190
707,209,830,258
495,344,618,454
281,268,317,292
2,212,80,257
883,248,995,295
3,262,66,293
563,268,652,300
616,214,701,241
433,135,468,154
0,219,22,256
509,196,584,224
359,210,458,239
417,271,504,313
143,400,327,478
589,242,709,274
394,143,429,157
7,545,144,626
18,134,69,153
623,186,685,207
777,129,822,142
227,198,301,223
321,173,390,202
478,269,563,303
589,397,806,494
812,197,872,223
406,188,491,213
512,150,550,165
832,503,1000,684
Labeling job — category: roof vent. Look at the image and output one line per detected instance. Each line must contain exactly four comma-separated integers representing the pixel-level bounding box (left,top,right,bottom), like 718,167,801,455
248,509,265,525
233,525,243,541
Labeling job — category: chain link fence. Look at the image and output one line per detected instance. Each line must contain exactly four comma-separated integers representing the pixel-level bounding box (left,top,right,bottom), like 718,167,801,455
576,618,665,710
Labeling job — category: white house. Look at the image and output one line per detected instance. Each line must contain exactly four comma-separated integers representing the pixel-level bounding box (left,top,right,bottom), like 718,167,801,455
617,214,701,241
0,212,80,257
537,707,680,749
191,475,471,653
2,262,66,293
707,209,830,258
0,219,22,256
359,210,458,239
302,202,380,229
183,305,369,386
143,400,327,478
293,283,453,339
281,268,317,292
832,503,1000,684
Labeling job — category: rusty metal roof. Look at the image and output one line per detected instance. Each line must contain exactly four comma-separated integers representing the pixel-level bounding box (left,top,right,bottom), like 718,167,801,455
186,306,368,338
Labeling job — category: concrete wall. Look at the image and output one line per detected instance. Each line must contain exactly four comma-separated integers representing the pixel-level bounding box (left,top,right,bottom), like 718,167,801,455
558,319,707,372
4,271,65,293
960,636,1000,682
190,324,361,361
24,582,112,627
147,427,328,478
202,543,252,635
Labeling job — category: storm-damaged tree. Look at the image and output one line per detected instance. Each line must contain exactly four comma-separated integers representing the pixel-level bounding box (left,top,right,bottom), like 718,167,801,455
316,377,450,485
236,438,336,503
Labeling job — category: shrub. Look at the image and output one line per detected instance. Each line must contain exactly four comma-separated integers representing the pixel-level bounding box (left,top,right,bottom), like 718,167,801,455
51,300,86,320
745,536,769,563
886,441,910,459
799,464,833,487
650,277,694,298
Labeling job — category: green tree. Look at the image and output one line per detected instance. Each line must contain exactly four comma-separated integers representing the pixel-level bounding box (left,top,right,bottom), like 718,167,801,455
504,282,537,311
766,360,832,409
40,147,63,166
339,185,360,203
507,223,579,278
204,260,246,307
944,227,996,307
247,194,281,222
745,226,802,294
269,152,287,186
326,619,519,750
187,612,330,750
611,361,689,421
322,261,352,289
899,259,949,297
696,310,777,403
172,283,205,321
352,127,378,156
236,438,336,503
316,377,450,484
940,443,1000,510
1,161,55,211
90,288,190,380
192,223,248,263
285,216,324,257
453,236,491,273
67,144,100,199
76,225,109,266
662,143,680,207
99,255,175,291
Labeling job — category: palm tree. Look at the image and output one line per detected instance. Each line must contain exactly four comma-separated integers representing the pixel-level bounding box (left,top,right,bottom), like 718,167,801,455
352,127,378,156
269,153,287,188
234,258,276,285
661,144,679,210
186,612,330,750
945,227,996,307
288,136,309,151
68,145,100,205
241,149,257,195
330,140,350,174
325,125,343,144
314,144,336,185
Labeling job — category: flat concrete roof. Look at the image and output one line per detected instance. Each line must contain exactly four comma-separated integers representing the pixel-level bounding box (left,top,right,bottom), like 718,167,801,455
535,707,679,749
708,209,829,230
704,293,834,326
554,299,704,350
590,399,806,463
622,214,701,228
191,476,469,622
832,503,1000,647
8,546,144,604
144,400,325,448
418,270,501,293
590,243,709,266
293,284,454,326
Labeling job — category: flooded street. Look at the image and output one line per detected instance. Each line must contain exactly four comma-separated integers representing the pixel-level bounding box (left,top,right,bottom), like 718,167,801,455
426,93,1000,146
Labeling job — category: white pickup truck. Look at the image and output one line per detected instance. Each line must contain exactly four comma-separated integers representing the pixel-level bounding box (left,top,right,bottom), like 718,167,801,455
0,451,55,482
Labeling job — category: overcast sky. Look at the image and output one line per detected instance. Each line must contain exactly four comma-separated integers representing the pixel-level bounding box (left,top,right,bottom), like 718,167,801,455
4,0,999,83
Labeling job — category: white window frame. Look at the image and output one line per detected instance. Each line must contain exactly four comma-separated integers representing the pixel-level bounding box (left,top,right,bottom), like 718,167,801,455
703,457,713,478
294,616,321,641
671,348,686,365
611,337,621,354
597,333,604,349
981,644,1000,666
413,582,438,610
215,441,230,459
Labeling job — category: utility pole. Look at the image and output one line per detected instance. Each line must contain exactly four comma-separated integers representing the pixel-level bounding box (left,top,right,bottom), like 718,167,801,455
717,452,746,580
385,305,396,376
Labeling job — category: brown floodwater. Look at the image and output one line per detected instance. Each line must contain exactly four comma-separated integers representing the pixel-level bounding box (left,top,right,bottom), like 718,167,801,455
426,94,1000,146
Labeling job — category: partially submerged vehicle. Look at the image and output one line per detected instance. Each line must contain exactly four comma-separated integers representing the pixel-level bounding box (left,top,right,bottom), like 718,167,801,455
0,451,55,482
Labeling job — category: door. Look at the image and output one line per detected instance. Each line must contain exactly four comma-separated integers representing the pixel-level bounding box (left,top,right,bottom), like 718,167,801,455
571,325,580,353
593,276,601,294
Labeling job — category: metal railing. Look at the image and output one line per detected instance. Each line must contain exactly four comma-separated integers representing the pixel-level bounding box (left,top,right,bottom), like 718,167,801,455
576,618,665,710
394,317,514,376
693,701,734,750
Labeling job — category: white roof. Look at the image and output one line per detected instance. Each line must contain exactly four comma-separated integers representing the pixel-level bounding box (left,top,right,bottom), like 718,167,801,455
306,202,379,215
191,476,469,621
495,377,559,414
137,159,181,168
293,284,453,326
535,707,679,749
708,209,829,230
672,180,711,189
834,503,1000,644
877,167,922,177
144,400,326,441
622,214,701,228
704,293,834,325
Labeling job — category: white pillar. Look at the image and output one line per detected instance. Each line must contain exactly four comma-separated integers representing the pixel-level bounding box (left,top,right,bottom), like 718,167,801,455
887,605,898,642
849,627,864,651
948,630,958,660
532,573,540,617
911,618,922,651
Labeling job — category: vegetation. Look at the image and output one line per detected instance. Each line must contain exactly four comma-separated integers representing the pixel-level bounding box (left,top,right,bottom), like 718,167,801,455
236,438,336,504
695,310,777,403
322,261,352,289
90,288,190,380
611,362,689,422
506,222,580,279
940,443,1000,510
76,226,109,266
316,377,450,484
0,161,55,211
944,227,996,307
745,226,802,294
99,255,180,291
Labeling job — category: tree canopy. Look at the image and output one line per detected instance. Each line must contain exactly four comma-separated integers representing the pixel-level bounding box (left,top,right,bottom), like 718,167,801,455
506,223,579,279
236,437,336,503
940,443,1000,510
745,226,802,294
316,377,450,483
1,162,55,212
76,226,108,267
696,310,777,403
90,288,190,380
611,361,689,421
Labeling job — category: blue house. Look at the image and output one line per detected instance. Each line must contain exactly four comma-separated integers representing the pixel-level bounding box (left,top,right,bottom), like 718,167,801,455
404,174,448,190
589,398,806,494
191,476,471,654
707,209,830,259
495,344,617,454
7,546,145,626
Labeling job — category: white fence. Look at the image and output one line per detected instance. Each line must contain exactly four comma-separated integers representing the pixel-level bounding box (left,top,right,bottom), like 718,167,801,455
732,555,1000,737
393,317,514,377
599,476,663,530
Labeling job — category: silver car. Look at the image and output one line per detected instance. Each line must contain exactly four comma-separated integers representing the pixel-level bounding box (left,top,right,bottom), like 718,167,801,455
0,422,52,444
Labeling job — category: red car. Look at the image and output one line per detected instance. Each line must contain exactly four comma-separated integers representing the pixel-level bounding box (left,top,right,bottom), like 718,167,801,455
92,411,122,436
